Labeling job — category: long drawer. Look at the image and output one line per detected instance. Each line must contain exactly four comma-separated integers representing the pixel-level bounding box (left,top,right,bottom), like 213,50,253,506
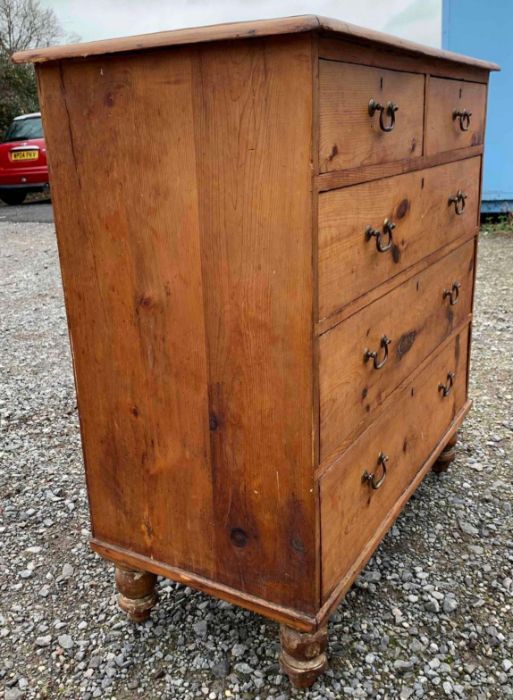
320,328,469,599
425,77,487,155
319,238,474,462
318,157,480,320
319,60,424,172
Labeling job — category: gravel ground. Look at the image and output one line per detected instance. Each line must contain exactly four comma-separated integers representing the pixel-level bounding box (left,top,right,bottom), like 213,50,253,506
1,222,512,700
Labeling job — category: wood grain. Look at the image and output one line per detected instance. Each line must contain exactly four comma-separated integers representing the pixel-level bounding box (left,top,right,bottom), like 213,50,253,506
318,157,481,319
425,78,487,155
92,538,318,631
190,36,317,612
317,398,471,620
31,25,492,641
315,318,471,479
316,145,483,192
320,327,469,598
310,37,323,579
37,50,217,577
319,239,475,462
38,35,318,613
316,229,477,336
280,624,328,687
319,60,424,172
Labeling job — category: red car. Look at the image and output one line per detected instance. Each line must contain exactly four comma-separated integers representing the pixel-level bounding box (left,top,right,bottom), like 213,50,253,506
0,112,49,205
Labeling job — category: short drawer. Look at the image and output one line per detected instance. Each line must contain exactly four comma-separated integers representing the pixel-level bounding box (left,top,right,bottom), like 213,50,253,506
319,61,424,172
318,157,481,319
319,238,474,462
425,77,486,154
320,328,469,599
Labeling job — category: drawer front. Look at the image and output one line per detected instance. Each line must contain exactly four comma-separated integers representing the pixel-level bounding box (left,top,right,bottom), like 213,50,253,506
320,328,469,598
318,157,481,319
319,61,424,172
319,238,474,462
425,77,487,155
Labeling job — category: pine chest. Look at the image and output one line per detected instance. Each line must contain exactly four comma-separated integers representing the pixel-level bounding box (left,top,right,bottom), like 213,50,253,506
13,16,498,687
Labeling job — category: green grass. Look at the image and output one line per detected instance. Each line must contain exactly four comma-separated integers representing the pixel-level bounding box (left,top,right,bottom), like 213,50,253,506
481,213,513,234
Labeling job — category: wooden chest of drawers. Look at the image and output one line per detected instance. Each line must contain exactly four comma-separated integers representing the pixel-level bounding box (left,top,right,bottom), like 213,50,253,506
14,15,498,688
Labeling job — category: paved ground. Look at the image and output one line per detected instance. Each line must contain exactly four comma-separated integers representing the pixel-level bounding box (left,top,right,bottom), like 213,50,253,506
0,198,53,225
0,222,512,700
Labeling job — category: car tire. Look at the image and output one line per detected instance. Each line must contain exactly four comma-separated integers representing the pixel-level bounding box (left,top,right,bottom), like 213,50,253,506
0,191,27,206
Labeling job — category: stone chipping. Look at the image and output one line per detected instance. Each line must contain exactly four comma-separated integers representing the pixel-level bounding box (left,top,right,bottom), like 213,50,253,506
0,221,512,699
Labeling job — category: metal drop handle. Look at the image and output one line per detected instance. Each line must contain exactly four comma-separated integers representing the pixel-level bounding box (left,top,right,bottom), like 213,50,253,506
368,99,399,132
453,109,472,131
363,452,389,490
365,335,391,370
365,219,396,253
438,372,455,398
448,190,468,215
443,282,461,306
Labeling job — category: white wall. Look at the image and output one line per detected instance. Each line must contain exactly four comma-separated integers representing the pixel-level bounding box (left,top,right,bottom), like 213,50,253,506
43,0,441,47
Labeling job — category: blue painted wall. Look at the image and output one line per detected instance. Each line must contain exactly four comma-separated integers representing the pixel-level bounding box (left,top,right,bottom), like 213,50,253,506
443,0,512,212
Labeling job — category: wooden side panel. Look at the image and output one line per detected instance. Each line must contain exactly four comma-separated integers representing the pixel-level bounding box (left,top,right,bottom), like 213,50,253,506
425,78,487,155
37,52,217,576
38,36,317,614
319,61,424,172
319,239,475,462
321,328,469,598
318,157,481,319
191,36,317,612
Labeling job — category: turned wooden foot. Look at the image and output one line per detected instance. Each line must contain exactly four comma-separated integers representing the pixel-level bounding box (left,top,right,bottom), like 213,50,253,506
115,564,158,622
433,433,458,474
279,624,328,688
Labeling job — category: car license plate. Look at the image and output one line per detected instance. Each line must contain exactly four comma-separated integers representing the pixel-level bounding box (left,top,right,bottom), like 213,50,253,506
11,150,38,161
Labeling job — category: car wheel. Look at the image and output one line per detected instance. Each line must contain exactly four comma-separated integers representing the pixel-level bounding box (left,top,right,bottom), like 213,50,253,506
0,191,27,205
